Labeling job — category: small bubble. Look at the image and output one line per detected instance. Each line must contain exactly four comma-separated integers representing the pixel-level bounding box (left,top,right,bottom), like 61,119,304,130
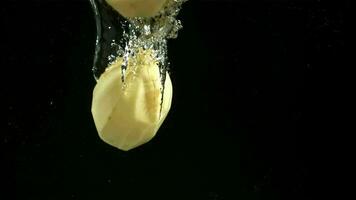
143,25,151,35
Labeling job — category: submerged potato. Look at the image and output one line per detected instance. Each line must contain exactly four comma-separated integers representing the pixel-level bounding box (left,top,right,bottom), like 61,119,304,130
91,49,172,151
105,0,167,18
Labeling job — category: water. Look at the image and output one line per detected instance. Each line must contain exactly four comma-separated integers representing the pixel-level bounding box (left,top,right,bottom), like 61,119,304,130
89,0,188,81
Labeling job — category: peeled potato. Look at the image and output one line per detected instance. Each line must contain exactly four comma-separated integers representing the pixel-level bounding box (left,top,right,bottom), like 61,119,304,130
91,49,172,151
105,0,167,18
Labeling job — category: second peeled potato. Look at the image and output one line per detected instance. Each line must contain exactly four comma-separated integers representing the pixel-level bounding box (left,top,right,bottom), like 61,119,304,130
105,0,168,18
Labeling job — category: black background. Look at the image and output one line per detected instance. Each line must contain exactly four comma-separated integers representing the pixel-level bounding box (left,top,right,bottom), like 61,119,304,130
4,0,345,199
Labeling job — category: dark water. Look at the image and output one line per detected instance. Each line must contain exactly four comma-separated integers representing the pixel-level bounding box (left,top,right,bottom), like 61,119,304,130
4,0,345,199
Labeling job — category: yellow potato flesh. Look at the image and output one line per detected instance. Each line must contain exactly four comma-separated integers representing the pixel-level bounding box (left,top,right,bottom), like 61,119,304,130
91,49,172,151
105,0,168,18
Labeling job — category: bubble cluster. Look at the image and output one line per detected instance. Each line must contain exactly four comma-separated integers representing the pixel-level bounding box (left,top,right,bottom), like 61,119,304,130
90,0,187,81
